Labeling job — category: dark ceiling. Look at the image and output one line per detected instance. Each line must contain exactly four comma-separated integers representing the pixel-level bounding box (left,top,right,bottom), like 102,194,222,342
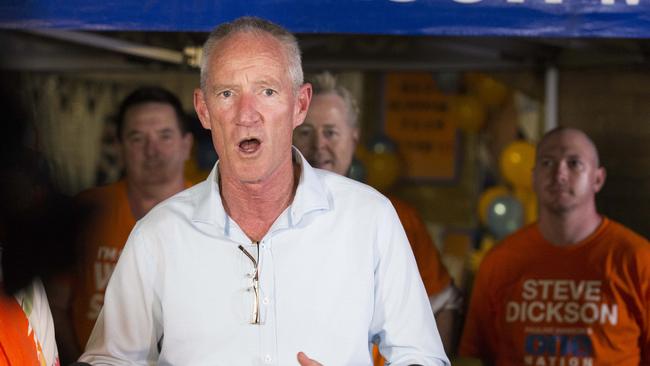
2,30,650,73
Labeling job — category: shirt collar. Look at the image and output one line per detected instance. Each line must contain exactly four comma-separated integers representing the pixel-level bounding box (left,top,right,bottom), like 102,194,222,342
191,148,330,234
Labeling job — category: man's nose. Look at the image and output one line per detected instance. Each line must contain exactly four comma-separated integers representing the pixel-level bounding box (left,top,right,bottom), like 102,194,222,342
553,161,568,182
236,94,262,127
144,136,158,157
315,132,328,150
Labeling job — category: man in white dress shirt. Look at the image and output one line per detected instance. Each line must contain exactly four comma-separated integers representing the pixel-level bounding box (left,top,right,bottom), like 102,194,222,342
80,16,449,366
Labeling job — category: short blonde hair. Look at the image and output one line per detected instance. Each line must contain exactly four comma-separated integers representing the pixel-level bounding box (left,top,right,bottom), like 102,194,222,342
308,71,360,129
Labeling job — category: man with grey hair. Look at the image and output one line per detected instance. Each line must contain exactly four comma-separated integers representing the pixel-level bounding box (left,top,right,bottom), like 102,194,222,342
80,17,449,366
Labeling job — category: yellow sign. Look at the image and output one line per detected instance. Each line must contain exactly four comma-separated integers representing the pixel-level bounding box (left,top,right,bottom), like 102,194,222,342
384,72,457,180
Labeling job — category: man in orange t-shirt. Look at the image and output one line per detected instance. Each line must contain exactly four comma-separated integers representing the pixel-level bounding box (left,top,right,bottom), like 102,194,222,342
459,127,650,365
293,72,460,359
47,87,193,363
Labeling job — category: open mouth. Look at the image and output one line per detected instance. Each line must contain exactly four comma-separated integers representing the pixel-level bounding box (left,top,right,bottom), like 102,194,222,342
239,138,261,154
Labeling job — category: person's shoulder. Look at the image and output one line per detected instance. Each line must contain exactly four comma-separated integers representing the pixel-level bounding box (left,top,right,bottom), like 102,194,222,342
605,218,649,244
154,180,203,212
387,196,415,214
74,180,127,212
136,181,205,229
316,168,391,207
602,218,650,255
482,224,538,263
75,180,125,201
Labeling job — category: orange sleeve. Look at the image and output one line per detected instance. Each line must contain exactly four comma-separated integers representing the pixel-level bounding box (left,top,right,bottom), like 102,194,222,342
0,294,42,366
390,197,451,296
629,230,650,363
607,220,650,363
640,263,650,365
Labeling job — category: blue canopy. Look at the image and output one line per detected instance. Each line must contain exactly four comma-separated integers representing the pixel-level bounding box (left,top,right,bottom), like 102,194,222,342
1,0,649,38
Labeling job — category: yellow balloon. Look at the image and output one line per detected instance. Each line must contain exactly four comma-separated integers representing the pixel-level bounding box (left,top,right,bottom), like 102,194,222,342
499,141,536,189
365,151,400,192
477,186,510,225
473,75,509,108
449,95,486,133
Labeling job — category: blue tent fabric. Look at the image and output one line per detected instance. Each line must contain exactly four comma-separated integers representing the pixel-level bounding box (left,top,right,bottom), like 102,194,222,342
1,0,649,38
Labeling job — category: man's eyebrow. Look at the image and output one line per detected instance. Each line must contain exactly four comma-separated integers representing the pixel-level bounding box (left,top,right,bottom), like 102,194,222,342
254,78,281,87
209,84,237,94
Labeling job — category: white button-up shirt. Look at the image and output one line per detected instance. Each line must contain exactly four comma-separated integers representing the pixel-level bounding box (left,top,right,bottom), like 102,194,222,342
81,152,449,366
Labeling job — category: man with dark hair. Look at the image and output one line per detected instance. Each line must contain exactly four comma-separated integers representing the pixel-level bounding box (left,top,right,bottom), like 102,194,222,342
48,86,193,363
115,86,189,139
459,127,650,365
80,17,449,366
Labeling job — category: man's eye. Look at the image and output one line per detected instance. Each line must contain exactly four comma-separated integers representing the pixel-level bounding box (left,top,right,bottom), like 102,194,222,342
264,89,276,96
568,159,582,168
220,90,232,98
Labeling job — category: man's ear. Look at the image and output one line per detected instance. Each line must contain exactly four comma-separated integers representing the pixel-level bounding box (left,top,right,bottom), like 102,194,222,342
293,83,313,128
594,166,606,193
194,88,211,130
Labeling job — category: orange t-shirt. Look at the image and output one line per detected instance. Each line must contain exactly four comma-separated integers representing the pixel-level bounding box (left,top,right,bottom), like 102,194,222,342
374,197,451,366
0,292,42,366
459,217,650,366
389,197,451,296
71,180,136,349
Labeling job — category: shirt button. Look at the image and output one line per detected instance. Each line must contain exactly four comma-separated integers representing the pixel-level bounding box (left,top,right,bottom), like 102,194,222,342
262,297,270,305
261,244,266,249
264,355,272,363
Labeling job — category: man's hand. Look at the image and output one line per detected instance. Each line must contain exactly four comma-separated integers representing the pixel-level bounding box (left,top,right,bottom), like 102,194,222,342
297,352,323,366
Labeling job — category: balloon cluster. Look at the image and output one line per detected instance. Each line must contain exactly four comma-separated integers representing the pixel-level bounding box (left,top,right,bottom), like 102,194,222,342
447,73,510,134
477,140,537,242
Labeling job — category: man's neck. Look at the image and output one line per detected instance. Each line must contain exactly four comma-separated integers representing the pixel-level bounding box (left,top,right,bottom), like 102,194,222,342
538,205,602,246
127,178,185,220
219,158,299,242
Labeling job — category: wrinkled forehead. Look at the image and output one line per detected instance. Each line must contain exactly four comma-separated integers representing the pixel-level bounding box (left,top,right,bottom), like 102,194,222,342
537,129,599,165
208,31,290,79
